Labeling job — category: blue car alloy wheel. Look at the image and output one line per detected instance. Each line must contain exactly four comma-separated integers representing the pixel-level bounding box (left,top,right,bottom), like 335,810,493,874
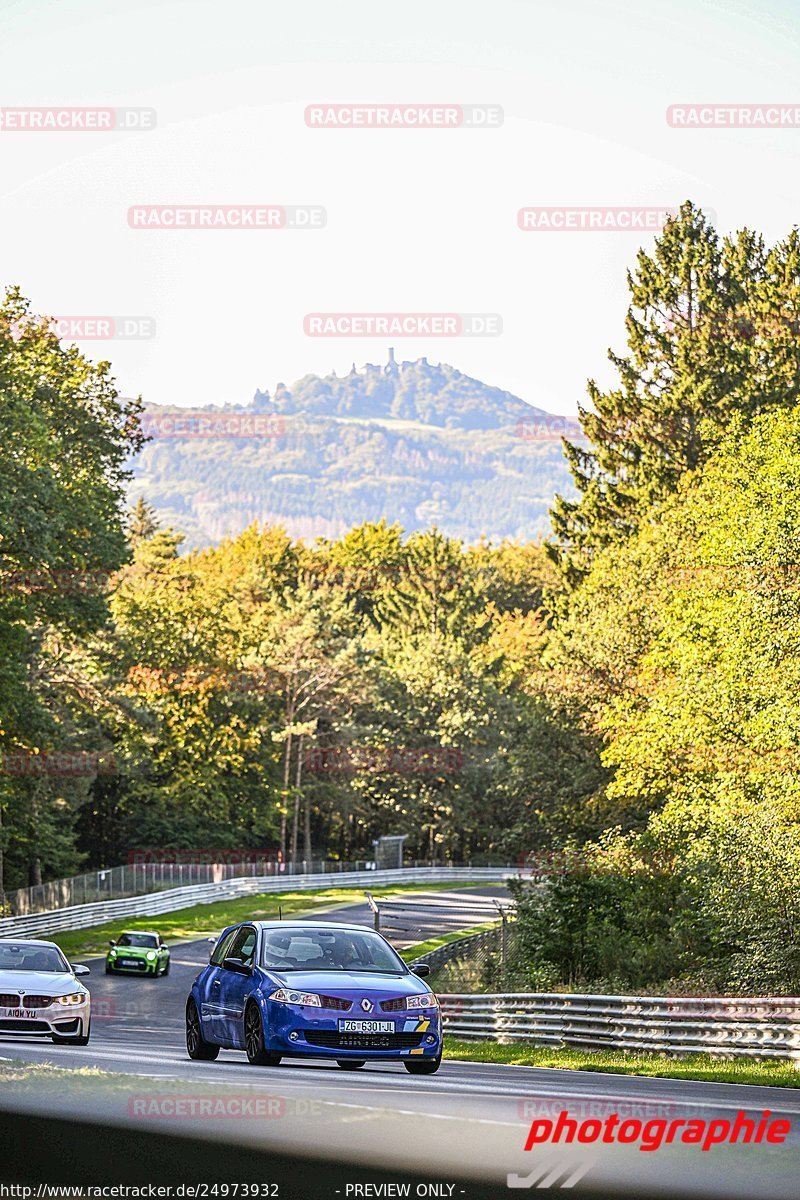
187,921,443,1073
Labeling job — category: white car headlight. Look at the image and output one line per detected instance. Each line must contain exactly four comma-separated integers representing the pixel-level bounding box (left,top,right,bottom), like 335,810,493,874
108,949,117,957
407,993,437,1010
268,988,321,1007
56,992,85,1005
146,951,156,961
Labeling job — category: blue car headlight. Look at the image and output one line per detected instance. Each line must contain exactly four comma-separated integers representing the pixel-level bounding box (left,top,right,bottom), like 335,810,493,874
268,988,322,1007
407,993,437,1010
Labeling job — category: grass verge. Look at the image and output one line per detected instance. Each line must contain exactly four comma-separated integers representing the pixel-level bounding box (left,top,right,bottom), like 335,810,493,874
443,1039,800,1088
51,881,492,960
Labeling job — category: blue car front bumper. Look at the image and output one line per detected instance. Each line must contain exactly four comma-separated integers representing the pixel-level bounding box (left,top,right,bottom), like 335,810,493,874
265,1002,442,1059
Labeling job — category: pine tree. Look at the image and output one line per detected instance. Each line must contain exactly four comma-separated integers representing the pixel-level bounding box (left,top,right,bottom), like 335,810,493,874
128,496,159,546
549,201,800,585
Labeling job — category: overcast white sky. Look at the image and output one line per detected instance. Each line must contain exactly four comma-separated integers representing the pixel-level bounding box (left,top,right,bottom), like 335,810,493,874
1,0,799,415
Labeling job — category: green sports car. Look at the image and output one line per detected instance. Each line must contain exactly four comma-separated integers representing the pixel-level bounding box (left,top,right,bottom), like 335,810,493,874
106,931,170,977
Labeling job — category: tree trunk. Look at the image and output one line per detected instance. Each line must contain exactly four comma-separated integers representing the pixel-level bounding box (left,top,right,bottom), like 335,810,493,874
303,778,312,866
29,787,42,886
280,732,292,860
280,685,296,861
290,734,303,865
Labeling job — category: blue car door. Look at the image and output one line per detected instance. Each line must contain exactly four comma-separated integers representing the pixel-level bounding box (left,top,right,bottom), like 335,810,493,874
198,928,238,1041
217,924,258,1048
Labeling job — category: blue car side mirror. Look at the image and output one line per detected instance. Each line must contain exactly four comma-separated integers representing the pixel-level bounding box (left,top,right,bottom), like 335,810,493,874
222,956,252,976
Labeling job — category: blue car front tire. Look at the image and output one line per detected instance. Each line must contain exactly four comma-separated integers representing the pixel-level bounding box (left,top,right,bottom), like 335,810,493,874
404,1054,442,1074
245,1001,282,1067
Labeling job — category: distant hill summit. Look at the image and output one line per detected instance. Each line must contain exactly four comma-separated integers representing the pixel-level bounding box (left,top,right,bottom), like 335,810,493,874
252,349,551,431
131,351,581,549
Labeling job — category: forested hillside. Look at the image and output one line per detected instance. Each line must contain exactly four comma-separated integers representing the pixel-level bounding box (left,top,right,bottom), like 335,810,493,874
131,354,579,547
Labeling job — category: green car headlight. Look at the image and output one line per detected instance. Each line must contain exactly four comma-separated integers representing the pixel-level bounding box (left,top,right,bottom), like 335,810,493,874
146,951,157,961
108,949,117,957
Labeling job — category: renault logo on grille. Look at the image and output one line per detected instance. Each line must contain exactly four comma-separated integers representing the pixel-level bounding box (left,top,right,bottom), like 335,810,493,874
360,998,373,1012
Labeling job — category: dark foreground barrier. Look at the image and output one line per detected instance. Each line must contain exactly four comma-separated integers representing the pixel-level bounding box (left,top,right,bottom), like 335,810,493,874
0,1107,655,1200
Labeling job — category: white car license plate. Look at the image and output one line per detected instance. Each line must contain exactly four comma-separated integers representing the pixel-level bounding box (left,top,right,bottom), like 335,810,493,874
1,1008,27,1019
338,1018,394,1033
120,959,139,967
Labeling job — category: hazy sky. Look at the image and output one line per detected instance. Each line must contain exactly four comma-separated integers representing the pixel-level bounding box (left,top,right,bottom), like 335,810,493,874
1,0,799,415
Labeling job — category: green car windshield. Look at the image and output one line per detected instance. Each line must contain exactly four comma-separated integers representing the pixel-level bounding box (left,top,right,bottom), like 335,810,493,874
117,933,159,949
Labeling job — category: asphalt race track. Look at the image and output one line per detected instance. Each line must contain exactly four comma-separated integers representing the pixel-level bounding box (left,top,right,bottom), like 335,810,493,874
2,887,799,1198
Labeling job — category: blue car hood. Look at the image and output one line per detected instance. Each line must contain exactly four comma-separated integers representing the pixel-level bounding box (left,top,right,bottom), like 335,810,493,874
264,969,425,995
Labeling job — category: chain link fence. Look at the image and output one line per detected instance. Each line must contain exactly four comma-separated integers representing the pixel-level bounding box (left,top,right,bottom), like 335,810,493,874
412,920,526,992
3,858,453,917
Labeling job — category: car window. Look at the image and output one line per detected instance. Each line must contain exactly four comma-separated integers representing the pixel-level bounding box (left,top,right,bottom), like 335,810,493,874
227,925,257,967
261,927,406,973
118,933,158,948
209,929,238,966
0,943,69,973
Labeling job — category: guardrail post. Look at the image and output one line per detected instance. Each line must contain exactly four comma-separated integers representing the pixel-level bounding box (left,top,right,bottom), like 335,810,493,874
364,891,380,931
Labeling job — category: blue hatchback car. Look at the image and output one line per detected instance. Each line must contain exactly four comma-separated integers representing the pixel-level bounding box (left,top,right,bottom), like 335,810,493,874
186,921,442,1073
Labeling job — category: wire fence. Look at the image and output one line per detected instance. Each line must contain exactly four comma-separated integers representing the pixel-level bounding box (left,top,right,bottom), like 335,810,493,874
412,920,524,992
2,857,480,918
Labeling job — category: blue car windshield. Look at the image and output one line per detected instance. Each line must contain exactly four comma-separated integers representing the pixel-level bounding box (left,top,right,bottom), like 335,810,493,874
262,926,407,974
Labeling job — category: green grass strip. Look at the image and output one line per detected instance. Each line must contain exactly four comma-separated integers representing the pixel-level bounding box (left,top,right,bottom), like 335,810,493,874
443,1038,800,1088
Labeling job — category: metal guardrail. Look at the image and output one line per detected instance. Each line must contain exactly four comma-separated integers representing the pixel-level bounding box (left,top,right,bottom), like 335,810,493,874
0,867,521,939
438,991,800,1062
366,891,506,938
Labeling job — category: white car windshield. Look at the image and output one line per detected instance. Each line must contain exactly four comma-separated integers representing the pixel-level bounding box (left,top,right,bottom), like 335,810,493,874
0,943,69,973
262,926,407,973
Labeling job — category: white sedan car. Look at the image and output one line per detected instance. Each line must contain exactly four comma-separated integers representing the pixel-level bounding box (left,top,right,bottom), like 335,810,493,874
0,938,91,1044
